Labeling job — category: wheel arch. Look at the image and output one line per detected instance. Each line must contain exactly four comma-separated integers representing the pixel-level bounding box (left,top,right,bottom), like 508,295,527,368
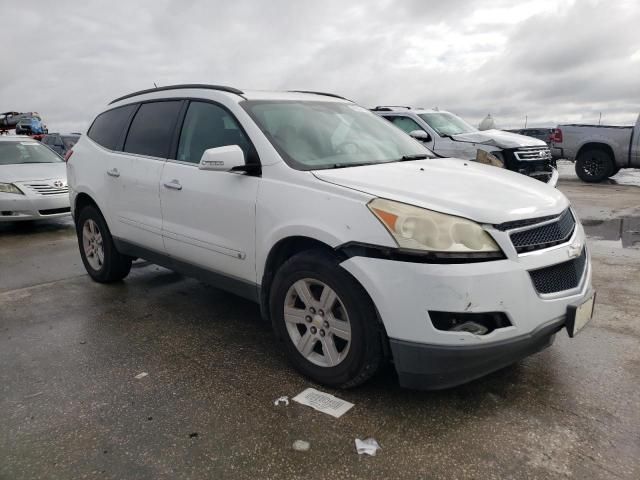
576,142,615,162
260,236,342,322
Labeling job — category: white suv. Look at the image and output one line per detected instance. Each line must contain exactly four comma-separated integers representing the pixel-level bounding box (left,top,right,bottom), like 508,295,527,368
68,85,594,390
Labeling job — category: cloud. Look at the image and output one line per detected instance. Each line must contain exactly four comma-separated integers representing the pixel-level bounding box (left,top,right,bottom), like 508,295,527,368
0,0,638,132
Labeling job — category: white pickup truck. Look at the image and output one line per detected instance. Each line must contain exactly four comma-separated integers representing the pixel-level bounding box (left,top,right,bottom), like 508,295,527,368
551,114,640,182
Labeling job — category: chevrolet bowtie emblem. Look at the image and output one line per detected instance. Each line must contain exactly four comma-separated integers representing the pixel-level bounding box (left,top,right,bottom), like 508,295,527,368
568,241,583,259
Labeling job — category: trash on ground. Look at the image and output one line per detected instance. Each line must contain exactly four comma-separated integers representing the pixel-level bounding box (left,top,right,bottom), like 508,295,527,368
274,396,289,406
292,440,310,452
355,438,381,456
134,372,148,379
292,387,354,418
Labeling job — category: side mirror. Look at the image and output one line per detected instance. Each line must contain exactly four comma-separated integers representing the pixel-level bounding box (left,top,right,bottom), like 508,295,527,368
409,130,431,142
199,145,245,172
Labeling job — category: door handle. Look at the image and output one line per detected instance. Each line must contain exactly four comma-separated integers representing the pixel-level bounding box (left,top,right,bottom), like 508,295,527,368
106,168,120,178
163,179,182,190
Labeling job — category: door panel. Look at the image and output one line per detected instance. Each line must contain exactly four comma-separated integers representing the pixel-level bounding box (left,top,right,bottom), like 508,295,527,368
106,154,165,252
160,100,260,283
106,100,183,252
160,162,259,282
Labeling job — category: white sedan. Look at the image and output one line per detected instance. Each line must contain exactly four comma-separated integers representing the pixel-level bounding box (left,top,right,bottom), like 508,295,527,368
0,136,70,221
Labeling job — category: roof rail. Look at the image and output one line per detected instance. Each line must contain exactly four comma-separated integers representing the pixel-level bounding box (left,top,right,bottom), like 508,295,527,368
109,84,244,105
288,90,350,101
371,106,412,111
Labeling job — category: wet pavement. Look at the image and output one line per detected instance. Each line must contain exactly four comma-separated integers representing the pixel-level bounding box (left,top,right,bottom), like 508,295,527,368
1,180,639,479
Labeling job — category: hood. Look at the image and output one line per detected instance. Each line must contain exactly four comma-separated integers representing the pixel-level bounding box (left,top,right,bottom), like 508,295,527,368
0,162,67,183
451,129,547,149
313,158,568,224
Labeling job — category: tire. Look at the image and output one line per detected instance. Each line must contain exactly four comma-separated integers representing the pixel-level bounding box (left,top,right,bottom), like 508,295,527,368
575,148,614,183
609,166,621,178
269,250,382,388
76,205,132,283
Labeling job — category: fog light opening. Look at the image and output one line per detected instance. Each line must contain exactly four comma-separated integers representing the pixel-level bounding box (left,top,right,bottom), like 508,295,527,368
429,311,512,335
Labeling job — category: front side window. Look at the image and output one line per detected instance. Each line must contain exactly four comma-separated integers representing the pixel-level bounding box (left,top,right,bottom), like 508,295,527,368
387,116,425,135
0,141,63,165
242,101,432,170
88,104,137,151
177,102,252,164
123,101,182,158
418,112,477,137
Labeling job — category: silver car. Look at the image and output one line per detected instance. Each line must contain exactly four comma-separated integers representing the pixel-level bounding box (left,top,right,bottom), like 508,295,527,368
0,136,70,221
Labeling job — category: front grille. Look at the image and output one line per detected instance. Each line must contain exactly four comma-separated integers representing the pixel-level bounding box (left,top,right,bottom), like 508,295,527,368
39,207,71,215
514,147,552,161
24,182,69,195
509,209,575,253
529,248,587,294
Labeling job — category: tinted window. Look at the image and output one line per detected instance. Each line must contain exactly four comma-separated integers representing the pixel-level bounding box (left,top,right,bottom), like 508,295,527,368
124,101,182,158
387,116,424,134
177,101,251,163
88,105,137,150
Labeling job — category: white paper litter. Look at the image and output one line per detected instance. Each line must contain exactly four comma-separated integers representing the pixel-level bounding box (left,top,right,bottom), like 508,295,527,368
134,372,148,379
292,388,354,418
292,440,310,452
355,438,381,456
274,396,289,406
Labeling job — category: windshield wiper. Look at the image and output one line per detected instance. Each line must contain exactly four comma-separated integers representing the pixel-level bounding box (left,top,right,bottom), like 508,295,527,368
396,154,430,162
328,162,376,169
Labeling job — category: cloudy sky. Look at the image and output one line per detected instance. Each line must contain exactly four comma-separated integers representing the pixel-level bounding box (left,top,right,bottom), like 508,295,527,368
2,0,639,132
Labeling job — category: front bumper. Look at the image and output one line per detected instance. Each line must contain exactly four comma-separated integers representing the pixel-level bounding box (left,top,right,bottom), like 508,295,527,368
0,192,70,221
340,223,592,389
389,316,566,390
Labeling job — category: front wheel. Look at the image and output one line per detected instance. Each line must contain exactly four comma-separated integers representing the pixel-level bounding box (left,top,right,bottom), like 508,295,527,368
270,250,383,388
77,205,132,283
575,148,614,182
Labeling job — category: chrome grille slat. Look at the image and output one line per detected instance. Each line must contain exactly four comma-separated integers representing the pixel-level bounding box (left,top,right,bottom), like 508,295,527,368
514,147,552,161
529,248,587,294
24,182,69,196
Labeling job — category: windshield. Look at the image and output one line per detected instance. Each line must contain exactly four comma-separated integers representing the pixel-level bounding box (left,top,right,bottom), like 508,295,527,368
418,112,477,136
0,141,63,165
242,100,433,170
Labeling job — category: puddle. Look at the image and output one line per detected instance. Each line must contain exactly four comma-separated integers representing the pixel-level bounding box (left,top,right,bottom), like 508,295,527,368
582,217,640,249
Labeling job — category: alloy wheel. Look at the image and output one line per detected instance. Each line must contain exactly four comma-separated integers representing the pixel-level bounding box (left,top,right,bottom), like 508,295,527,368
283,278,352,367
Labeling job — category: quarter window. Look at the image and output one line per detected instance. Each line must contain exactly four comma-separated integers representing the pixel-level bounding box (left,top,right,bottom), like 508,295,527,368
87,105,137,151
177,102,251,164
124,101,182,158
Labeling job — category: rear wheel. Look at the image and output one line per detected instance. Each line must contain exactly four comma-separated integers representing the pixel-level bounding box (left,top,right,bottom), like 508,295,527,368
77,205,131,283
575,148,614,182
270,250,382,388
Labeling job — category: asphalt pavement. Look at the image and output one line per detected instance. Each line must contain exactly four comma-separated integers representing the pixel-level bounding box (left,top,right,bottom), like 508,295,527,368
1,174,639,480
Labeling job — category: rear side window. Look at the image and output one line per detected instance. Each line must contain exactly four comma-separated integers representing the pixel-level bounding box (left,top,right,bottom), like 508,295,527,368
123,101,182,158
88,105,137,151
177,101,252,163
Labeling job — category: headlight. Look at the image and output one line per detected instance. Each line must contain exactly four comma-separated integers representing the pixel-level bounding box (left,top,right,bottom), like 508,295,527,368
368,198,500,254
0,183,24,195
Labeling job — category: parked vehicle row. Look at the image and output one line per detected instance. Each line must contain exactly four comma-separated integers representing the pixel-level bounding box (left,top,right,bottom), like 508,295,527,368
372,107,558,185
0,136,70,221
551,114,640,182
65,85,594,390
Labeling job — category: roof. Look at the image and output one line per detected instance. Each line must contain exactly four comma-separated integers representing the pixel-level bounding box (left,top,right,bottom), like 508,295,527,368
109,84,350,105
373,107,447,115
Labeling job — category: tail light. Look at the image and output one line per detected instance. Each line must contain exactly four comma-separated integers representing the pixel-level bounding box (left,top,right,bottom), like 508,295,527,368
549,128,563,144
64,149,74,162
